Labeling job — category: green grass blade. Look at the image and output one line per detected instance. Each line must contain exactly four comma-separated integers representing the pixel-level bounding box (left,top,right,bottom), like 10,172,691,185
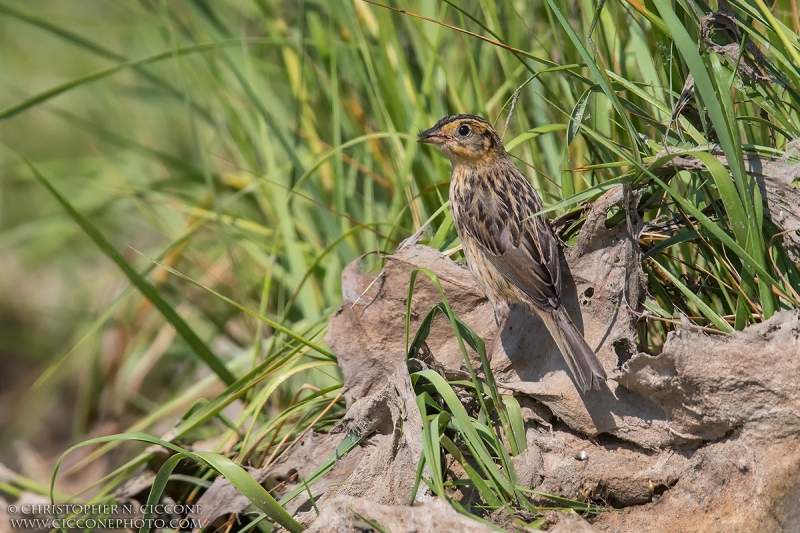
650,259,733,332
0,39,279,121
28,161,237,385
138,454,184,533
413,369,513,499
546,0,642,162
50,433,303,533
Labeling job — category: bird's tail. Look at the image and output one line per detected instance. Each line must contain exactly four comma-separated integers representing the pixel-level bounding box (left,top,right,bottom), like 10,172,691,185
542,307,607,392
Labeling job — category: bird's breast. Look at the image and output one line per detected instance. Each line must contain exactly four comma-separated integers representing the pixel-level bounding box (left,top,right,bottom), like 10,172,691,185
450,168,518,252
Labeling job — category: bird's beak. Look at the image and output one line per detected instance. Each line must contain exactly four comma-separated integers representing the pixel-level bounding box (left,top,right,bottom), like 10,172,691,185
417,127,449,145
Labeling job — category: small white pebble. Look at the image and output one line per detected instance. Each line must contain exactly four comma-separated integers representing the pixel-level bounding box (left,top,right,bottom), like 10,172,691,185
575,451,589,461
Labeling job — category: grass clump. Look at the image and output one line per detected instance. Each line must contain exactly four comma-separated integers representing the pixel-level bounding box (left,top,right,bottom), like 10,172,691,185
0,0,798,530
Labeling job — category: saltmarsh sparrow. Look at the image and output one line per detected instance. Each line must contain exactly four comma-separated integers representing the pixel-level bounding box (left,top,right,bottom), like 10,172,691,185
418,114,607,392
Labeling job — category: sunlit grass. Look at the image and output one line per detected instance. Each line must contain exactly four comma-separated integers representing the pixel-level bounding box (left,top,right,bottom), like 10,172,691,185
0,0,798,529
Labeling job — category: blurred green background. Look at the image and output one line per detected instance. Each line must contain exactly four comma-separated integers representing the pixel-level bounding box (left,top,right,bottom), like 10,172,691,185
0,1,561,470
1,0,798,508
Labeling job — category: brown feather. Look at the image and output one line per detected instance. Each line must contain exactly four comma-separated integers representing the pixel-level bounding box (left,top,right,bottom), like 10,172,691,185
419,114,607,392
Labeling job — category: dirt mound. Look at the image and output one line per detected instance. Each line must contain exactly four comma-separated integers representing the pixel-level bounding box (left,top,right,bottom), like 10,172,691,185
316,187,799,531
198,189,800,532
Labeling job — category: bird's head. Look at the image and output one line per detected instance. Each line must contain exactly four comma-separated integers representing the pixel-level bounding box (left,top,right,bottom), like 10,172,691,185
417,114,505,165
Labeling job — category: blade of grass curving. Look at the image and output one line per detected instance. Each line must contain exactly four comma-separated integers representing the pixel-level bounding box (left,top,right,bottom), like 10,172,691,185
518,487,600,513
61,285,333,473
366,1,558,68
236,362,340,458
412,369,513,500
0,39,280,121
138,454,184,533
737,115,794,142
239,386,343,464
652,0,775,320
406,301,446,361
523,175,630,220
567,87,594,148
140,257,334,359
404,268,520,461
28,161,236,385
643,297,675,319
277,430,363,505
439,435,502,508
50,433,303,533
194,450,304,531
0,2,216,124
751,0,800,71
417,396,447,497
60,317,335,475
642,230,702,260
545,0,643,161
504,124,568,153
501,396,527,455
288,132,409,203
470,418,504,455
650,258,733,332
645,154,790,301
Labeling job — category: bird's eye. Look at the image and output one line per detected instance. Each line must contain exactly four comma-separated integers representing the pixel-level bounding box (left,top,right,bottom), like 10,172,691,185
457,124,471,136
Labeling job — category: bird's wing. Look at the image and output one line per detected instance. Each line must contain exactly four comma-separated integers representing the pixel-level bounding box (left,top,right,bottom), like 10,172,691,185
457,170,561,311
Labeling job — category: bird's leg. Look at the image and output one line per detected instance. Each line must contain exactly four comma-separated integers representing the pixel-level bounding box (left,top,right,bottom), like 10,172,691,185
485,302,511,361
467,301,509,377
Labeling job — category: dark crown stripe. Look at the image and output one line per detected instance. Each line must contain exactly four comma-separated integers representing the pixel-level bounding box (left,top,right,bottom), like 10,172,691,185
433,114,492,130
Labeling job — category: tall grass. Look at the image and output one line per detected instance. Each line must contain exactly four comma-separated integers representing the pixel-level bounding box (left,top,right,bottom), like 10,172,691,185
1,0,798,529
